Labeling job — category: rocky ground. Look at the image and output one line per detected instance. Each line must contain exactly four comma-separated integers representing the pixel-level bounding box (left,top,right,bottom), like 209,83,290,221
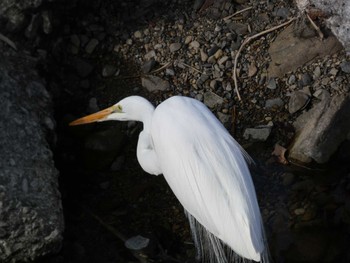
2,0,350,262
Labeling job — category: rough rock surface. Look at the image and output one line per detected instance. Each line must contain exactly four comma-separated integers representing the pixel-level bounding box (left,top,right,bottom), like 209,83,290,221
0,43,63,262
268,24,343,77
289,93,350,163
296,0,350,55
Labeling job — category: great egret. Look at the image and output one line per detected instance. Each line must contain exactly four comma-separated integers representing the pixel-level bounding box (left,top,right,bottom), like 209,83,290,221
70,95,269,263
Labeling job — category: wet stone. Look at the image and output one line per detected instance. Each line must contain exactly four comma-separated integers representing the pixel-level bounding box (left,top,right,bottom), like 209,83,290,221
85,38,99,54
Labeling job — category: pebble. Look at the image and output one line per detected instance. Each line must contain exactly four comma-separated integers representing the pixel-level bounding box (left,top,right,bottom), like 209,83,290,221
214,49,223,59
85,38,99,54
313,66,321,79
294,208,305,215
329,67,338,76
165,68,175,76
218,56,229,65
267,78,277,90
141,59,156,74
210,79,218,90
200,49,208,62
169,43,182,53
340,61,350,73
243,126,272,141
227,22,248,35
301,73,312,86
313,89,330,100
288,74,296,84
189,40,200,49
185,35,193,45
141,75,170,92
208,45,219,56
144,50,156,60
248,63,258,77
288,91,310,114
265,98,284,108
102,65,117,77
134,30,143,38
207,55,216,64
125,235,150,250
275,7,290,19
217,112,230,124
203,91,224,108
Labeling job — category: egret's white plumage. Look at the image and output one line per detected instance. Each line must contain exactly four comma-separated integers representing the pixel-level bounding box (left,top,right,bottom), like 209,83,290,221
70,95,269,263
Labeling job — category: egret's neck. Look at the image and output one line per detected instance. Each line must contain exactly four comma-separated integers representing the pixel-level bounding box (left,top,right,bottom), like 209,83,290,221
138,100,155,133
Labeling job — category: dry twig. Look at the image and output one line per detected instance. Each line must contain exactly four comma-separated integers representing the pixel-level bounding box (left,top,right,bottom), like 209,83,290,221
306,13,324,39
150,61,172,74
223,6,253,21
0,33,17,50
181,62,204,74
232,17,297,101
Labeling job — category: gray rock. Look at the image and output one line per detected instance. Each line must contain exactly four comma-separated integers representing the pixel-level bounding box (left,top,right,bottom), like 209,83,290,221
169,43,182,53
340,61,350,73
288,75,296,84
102,65,117,77
141,59,156,74
203,91,224,108
296,0,350,54
301,73,312,86
208,45,219,56
217,112,231,124
243,126,272,141
189,40,200,49
288,91,310,114
125,235,150,250
227,22,248,35
313,89,330,100
313,66,321,79
88,97,99,113
200,49,208,62
265,98,284,108
275,7,290,19
141,75,170,92
165,68,175,76
289,93,350,163
85,38,99,54
267,78,277,90
0,43,63,262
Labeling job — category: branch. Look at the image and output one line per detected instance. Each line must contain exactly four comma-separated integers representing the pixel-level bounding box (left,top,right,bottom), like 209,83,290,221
223,6,253,21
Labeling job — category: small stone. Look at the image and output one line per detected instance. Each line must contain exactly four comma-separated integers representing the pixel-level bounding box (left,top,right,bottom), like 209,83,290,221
41,10,52,34
141,75,170,92
125,235,150,250
313,66,321,79
313,89,330,100
243,126,272,141
195,93,204,101
294,208,305,215
200,49,208,62
165,68,175,76
267,78,277,90
144,50,156,60
169,43,182,53
329,68,338,76
248,63,258,77
340,61,350,73
126,39,133,45
134,30,143,38
207,55,216,64
102,65,117,77
288,75,296,84
218,56,229,65
208,45,219,56
141,59,156,74
275,7,290,19
210,79,218,90
214,49,223,59
265,98,284,108
189,40,200,49
203,91,224,108
288,91,310,114
227,22,248,35
301,73,312,86
85,38,99,54
185,36,193,44
217,112,231,124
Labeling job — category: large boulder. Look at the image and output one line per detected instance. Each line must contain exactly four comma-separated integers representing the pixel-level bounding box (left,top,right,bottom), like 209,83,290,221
296,0,350,55
0,42,63,262
289,92,350,163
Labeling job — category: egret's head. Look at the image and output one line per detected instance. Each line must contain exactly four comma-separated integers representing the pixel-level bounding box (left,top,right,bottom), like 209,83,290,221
69,96,154,126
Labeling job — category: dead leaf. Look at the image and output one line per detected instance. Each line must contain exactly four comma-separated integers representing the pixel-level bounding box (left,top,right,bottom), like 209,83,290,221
272,143,289,164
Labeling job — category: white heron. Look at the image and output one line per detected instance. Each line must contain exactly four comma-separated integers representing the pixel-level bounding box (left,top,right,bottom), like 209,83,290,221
70,95,269,263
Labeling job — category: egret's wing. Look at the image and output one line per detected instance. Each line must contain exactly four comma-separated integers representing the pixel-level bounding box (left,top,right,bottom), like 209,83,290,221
151,97,265,262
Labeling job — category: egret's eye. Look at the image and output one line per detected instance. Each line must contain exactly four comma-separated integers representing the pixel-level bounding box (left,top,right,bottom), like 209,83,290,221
113,104,123,112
